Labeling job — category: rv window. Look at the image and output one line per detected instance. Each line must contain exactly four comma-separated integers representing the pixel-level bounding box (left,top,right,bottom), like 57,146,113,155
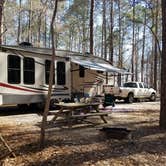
8,55,21,84
79,65,85,77
57,61,66,85
23,57,35,84
45,60,55,84
97,70,104,74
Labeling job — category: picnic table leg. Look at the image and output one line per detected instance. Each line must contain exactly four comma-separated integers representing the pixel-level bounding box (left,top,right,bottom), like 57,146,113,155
93,105,107,123
51,107,64,122
66,109,73,128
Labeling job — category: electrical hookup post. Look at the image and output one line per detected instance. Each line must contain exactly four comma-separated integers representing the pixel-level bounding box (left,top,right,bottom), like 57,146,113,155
103,85,115,108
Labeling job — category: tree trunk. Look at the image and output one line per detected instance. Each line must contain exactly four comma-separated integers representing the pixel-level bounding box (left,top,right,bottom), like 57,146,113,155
102,0,107,60
117,0,122,86
131,0,136,81
38,15,41,47
89,0,94,54
153,0,159,91
109,0,113,64
160,0,166,129
0,0,5,44
28,0,32,43
150,10,155,87
44,14,47,47
145,54,149,84
135,26,140,82
40,0,58,148
101,20,104,58
141,9,146,82
17,0,21,44
82,24,86,54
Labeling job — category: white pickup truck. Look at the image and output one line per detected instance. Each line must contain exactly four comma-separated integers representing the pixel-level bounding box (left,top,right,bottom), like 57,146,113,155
103,82,156,103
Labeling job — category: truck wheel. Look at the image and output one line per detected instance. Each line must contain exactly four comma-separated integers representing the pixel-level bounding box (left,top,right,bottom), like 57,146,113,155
127,93,134,103
150,93,156,101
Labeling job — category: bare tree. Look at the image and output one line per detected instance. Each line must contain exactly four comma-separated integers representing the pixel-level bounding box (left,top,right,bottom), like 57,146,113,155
131,0,136,81
141,9,146,82
153,0,159,90
135,26,140,82
40,0,58,148
109,0,114,64
17,0,21,44
160,0,166,129
28,0,32,43
89,0,94,54
117,0,122,86
102,0,107,60
0,0,5,44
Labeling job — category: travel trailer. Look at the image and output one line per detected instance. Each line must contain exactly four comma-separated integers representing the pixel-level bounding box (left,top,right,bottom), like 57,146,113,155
0,43,127,108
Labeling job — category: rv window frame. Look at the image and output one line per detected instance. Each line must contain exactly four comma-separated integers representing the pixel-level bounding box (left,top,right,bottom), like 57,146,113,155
57,61,66,85
23,57,35,84
45,60,55,85
8,54,21,84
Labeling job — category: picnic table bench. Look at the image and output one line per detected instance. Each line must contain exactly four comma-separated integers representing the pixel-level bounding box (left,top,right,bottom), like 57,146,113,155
50,102,112,126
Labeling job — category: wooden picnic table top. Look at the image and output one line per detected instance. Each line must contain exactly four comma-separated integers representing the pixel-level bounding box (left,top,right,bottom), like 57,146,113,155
55,102,100,109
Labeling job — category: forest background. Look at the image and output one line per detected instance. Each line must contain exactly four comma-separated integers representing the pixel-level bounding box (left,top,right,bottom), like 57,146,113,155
0,0,161,91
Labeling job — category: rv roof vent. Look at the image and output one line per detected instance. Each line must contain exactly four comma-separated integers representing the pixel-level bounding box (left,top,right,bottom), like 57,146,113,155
19,42,33,47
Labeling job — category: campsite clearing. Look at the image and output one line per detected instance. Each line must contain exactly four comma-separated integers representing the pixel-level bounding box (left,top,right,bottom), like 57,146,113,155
1,101,166,166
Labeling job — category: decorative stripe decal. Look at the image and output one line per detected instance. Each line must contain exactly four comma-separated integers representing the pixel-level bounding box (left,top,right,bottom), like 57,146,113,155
0,92,70,96
0,82,69,94
0,82,41,93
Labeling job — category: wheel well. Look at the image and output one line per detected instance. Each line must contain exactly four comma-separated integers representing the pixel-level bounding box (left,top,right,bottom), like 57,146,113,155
128,92,134,97
150,92,156,97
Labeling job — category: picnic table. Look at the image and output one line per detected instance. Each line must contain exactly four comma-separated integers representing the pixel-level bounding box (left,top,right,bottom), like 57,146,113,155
51,102,111,126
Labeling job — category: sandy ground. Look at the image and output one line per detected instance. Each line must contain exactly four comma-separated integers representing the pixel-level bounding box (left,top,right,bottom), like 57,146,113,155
0,101,160,126
1,101,166,166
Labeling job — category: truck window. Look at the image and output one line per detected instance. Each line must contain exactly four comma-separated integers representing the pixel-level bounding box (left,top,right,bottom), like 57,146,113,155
123,82,137,88
144,83,148,88
45,60,55,84
8,55,21,84
57,61,66,85
139,83,143,88
23,57,35,84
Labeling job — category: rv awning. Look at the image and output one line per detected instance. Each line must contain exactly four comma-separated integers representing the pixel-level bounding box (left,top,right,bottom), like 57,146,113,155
70,56,129,74
0,45,131,74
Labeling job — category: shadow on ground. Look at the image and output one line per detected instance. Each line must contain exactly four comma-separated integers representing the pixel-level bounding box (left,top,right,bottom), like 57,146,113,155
0,106,42,116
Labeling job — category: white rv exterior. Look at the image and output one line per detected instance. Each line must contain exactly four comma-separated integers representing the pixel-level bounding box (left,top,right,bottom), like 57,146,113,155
0,47,71,106
0,44,127,107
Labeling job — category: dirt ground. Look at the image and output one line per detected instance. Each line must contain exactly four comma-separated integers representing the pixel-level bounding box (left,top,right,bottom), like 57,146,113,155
0,101,166,166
